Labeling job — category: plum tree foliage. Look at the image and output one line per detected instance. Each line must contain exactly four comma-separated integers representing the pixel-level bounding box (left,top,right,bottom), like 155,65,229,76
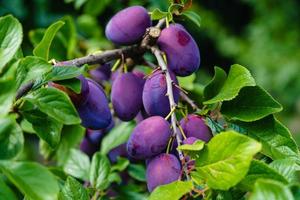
0,1,299,200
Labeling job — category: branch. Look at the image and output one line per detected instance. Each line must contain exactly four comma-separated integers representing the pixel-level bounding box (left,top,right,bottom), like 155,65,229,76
180,92,199,110
15,19,166,100
55,18,165,67
151,46,190,180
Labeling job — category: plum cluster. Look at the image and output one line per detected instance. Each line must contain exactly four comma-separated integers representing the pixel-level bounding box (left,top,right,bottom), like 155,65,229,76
52,5,210,192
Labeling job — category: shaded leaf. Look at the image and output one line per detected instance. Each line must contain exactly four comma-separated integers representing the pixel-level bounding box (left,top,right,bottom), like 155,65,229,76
33,21,65,60
0,15,22,73
0,161,59,200
221,86,282,122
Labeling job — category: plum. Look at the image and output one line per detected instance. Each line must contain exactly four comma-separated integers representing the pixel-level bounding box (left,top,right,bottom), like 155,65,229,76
49,75,89,106
146,153,181,192
77,79,112,129
111,72,143,121
180,114,212,142
80,129,104,156
108,143,128,163
157,24,200,76
127,116,171,159
105,6,151,45
133,69,146,85
143,70,179,117
182,137,199,145
89,63,111,83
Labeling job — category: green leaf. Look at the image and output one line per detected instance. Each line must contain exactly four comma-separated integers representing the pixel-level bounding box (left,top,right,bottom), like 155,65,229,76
83,0,112,16
90,153,110,190
34,66,82,89
59,16,77,59
204,64,256,104
221,86,282,122
0,161,59,200
128,164,146,182
168,4,184,15
33,21,65,60
182,11,201,28
151,8,168,20
177,73,196,91
203,67,227,100
101,122,135,155
0,61,17,116
177,140,205,160
56,125,85,166
0,15,22,73
111,157,129,172
54,78,81,94
149,181,193,200
177,140,205,151
249,179,294,200
58,176,89,200
238,160,288,191
270,159,300,183
0,177,18,200
63,149,90,181
195,131,261,190
46,66,82,81
21,101,63,148
25,87,80,125
16,56,52,88
234,115,299,160
0,116,24,159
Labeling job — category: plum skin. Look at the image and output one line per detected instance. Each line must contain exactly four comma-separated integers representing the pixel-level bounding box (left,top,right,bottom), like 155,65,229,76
142,70,179,117
127,116,171,159
111,72,143,121
183,137,199,145
89,63,111,83
77,79,112,130
146,153,181,192
80,129,104,156
105,6,151,45
180,114,212,142
158,24,200,76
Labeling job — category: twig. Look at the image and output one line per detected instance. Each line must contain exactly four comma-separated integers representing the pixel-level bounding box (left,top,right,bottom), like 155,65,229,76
151,46,190,180
15,19,166,100
180,92,199,110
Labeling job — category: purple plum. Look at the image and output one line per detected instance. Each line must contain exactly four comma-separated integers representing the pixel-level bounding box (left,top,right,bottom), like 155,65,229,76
105,6,151,45
182,137,199,145
49,75,89,106
111,72,143,121
127,116,171,159
180,114,212,142
142,70,179,117
89,63,111,83
158,24,200,76
146,153,181,192
80,129,104,156
108,143,128,163
77,79,112,129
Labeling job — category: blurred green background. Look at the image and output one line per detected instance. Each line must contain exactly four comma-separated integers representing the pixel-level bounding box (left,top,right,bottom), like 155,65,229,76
1,0,299,143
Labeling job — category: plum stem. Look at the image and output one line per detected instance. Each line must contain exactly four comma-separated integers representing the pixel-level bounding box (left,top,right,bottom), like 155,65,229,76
180,91,199,110
151,46,190,181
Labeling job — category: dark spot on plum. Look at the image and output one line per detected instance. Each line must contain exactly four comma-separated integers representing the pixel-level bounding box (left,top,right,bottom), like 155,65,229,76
177,30,190,46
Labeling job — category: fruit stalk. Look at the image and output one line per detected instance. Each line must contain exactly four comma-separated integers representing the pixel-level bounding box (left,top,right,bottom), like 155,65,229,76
180,91,199,110
151,46,190,180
